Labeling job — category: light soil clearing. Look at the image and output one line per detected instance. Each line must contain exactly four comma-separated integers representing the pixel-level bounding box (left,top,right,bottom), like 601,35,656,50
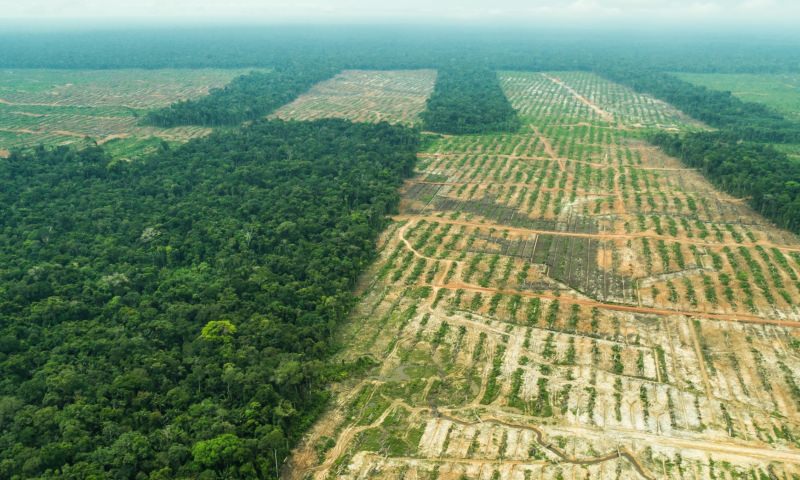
284,71,800,480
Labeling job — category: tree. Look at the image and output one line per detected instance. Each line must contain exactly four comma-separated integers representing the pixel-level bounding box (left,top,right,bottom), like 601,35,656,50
200,320,237,342
192,434,245,474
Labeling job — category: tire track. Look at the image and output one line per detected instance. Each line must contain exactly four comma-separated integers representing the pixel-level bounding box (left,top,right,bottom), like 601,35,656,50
435,411,656,480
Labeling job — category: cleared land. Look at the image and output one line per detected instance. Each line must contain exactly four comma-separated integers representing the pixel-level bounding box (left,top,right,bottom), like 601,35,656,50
675,72,800,161
284,71,800,479
0,69,252,158
675,72,800,121
271,69,437,126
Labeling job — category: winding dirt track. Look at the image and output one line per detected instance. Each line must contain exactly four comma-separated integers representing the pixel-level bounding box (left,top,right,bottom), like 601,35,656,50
437,411,656,479
296,393,658,480
306,399,404,480
398,222,457,264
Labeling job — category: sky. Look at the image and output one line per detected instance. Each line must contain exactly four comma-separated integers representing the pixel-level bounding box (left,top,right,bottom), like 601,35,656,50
1,0,799,29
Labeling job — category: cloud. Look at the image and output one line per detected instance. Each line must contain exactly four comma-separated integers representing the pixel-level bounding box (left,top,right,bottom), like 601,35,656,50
1,0,799,27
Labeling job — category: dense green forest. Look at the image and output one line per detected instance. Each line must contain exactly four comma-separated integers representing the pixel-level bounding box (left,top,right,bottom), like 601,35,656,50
143,67,338,127
0,119,418,478
421,67,520,134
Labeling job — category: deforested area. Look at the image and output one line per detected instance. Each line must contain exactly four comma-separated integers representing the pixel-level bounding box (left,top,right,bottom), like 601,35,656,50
272,69,437,126
0,68,251,158
285,71,800,480
2,6,800,480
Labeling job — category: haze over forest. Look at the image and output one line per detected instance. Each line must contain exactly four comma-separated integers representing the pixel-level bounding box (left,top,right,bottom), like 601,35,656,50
2,0,800,30
3,2,800,480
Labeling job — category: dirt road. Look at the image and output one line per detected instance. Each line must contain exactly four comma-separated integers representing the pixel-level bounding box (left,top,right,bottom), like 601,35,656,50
542,73,615,123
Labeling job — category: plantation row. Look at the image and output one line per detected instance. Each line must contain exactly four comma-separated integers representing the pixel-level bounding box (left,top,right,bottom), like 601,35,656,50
1,109,136,130
0,115,210,152
272,69,436,126
407,173,769,245
350,278,800,450
406,215,800,302
418,153,623,193
601,68,800,234
386,215,800,316
546,71,700,128
500,72,604,124
290,70,800,479
0,69,247,108
640,242,800,313
417,165,775,230
500,71,701,130
419,147,702,200
0,69,242,154
423,134,548,157
423,125,626,157
412,418,794,480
